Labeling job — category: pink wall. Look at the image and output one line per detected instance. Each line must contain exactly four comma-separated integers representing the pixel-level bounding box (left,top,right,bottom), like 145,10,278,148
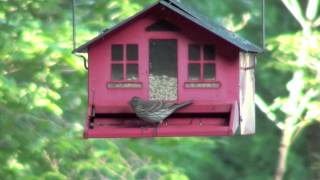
88,7,239,113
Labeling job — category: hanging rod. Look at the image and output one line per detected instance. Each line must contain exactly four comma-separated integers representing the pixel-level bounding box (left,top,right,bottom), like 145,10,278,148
261,0,266,50
72,0,88,70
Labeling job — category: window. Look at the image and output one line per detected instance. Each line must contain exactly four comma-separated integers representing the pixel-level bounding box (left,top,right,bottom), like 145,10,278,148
111,45,123,61
188,64,200,80
111,44,139,81
149,39,178,100
204,45,215,60
188,44,216,81
188,44,201,61
126,44,138,61
111,64,123,80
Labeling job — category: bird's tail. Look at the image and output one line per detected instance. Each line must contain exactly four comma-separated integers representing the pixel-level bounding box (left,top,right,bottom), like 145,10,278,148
173,100,193,111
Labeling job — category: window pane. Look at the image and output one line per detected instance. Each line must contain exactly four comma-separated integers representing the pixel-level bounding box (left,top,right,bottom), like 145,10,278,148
112,64,123,80
204,44,215,60
127,44,138,61
188,44,200,61
204,64,216,80
127,64,138,80
112,44,123,61
188,64,200,80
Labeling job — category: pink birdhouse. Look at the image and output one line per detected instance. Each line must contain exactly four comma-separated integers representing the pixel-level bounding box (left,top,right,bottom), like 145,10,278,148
74,0,262,138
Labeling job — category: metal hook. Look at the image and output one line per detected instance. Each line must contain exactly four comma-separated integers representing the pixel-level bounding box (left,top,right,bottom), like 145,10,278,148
76,54,88,70
72,0,88,70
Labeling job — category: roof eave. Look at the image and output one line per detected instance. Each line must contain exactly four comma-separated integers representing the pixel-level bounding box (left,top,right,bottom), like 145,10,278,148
159,0,262,53
73,2,161,53
242,47,264,54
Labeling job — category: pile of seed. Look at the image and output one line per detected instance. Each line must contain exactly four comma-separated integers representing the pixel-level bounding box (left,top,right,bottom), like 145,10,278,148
149,74,177,100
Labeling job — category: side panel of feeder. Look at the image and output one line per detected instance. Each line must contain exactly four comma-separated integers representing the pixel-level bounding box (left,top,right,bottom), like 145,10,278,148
239,52,256,135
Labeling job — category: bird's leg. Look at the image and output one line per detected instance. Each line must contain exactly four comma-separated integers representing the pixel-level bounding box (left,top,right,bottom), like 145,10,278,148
152,125,158,137
151,122,161,137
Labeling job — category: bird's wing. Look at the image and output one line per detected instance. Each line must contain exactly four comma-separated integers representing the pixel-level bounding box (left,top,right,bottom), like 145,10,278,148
140,100,171,113
165,102,178,109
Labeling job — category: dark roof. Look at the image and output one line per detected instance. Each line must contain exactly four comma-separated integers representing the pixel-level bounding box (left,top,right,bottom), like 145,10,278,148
74,0,263,53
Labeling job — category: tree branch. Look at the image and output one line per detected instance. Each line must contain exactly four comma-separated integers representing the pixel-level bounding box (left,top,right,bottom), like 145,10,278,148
296,89,319,117
291,118,316,144
281,0,306,27
275,121,294,180
306,0,319,21
255,94,284,130
313,16,320,27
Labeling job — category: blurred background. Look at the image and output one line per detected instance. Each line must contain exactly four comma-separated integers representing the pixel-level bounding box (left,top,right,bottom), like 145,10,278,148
0,0,319,179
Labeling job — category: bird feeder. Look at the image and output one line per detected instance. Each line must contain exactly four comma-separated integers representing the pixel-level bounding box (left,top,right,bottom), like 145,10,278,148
74,0,263,138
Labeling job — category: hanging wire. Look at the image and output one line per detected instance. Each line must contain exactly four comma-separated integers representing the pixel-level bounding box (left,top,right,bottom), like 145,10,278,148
72,0,77,50
72,0,88,70
261,0,266,50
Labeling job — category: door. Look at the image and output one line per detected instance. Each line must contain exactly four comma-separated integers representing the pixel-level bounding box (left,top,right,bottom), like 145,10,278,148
149,39,178,100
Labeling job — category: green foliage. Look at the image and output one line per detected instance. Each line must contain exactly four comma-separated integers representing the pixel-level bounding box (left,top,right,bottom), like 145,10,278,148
260,28,320,127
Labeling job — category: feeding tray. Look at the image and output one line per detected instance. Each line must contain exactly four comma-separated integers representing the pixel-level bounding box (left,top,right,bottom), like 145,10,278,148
84,103,239,138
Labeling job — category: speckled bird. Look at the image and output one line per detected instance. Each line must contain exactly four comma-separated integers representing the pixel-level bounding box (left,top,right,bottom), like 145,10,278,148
129,96,193,124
